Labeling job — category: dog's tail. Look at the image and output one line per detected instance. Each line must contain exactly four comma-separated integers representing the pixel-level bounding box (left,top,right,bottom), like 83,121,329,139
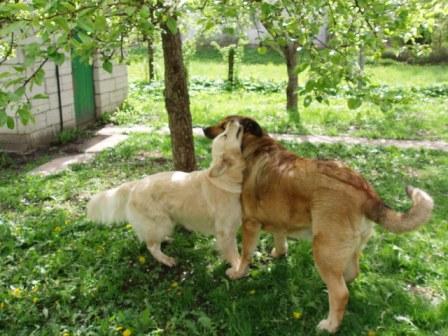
87,181,136,226
364,186,433,233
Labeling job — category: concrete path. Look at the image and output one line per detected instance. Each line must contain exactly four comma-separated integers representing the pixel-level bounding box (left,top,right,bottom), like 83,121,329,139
95,125,448,152
30,124,448,176
30,133,128,176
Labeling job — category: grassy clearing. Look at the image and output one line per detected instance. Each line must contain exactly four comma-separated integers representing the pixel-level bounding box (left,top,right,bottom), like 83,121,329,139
1,133,447,335
124,47,448,141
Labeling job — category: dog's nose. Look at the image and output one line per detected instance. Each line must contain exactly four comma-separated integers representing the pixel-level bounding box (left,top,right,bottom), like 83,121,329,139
203,127,213,139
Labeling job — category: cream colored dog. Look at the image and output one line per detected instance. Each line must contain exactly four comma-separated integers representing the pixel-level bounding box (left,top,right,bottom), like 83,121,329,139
87,121,245,271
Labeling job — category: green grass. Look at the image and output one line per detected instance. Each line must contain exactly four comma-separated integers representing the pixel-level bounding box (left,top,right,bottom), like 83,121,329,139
1,133,447,335
123,47,448,141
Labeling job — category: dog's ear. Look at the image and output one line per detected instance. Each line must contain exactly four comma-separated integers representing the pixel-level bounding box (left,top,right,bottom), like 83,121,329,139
209,156,231,178
241,118,263,137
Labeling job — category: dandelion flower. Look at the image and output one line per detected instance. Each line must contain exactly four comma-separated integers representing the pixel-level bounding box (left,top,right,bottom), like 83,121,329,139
122,329,132,336
292,311,302,319
170,282,178,288
367,331,376,336
249,289,256,295
138,256,146,264
11,287,22,298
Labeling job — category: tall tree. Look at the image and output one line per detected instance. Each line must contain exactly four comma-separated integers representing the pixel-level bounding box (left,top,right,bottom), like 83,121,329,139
161,18,196,171
246,0,443,121
201,0,250,86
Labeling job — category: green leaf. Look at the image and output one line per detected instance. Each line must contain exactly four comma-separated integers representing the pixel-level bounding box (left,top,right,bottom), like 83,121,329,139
95,15,107,30
347,97,362,109
77,17,95,33
139,7,149,19
304,95,312,107
77,32,92,44
6,116,15,129
14,87,26,99
166,17,177,34
17,105,32,125
204,20,215,32
296,62,309,74
48,50,65,65
0,21,27,36
33,68,45,86
32,93,48,100
54,17,70,31
102,60,113,73
304,80,315,92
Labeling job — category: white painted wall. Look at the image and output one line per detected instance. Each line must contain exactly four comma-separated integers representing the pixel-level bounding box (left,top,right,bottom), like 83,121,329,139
0,52,128,152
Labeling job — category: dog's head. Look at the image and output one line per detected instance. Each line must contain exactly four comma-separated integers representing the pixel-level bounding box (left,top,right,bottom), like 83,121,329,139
203,115,264,141
209,120,245,178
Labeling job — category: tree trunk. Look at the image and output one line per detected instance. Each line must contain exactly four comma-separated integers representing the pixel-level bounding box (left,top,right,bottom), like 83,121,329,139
161,23,196,172
147,37,155,82
282,42,299,121
228,46,235,85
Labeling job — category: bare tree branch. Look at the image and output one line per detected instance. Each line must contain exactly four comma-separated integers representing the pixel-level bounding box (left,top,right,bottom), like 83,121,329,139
21,58,48,89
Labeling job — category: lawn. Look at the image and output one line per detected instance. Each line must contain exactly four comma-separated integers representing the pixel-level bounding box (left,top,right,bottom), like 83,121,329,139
121,47,448,141
1,133,447,335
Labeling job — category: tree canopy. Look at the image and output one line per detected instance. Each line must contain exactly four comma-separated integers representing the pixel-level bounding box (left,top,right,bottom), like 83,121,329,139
0,0,446,135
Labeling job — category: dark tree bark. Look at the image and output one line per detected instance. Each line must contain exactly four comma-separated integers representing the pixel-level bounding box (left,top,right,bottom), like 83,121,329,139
161,23,196,172
228,46,235,85
147,37,155,82
282,41,299,121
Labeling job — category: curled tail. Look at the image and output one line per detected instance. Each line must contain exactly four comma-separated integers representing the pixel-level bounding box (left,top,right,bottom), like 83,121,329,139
364,186,434,233
87,181,136,226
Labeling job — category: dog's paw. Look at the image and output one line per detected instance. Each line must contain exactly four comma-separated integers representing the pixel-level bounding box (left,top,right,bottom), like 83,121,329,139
270,247,287,258
162,256,176,267
316,319,339,334
225,267,247,280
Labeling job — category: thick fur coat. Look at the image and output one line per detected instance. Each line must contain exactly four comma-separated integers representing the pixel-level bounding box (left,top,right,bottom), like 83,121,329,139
203,115,433,333
87,121,245,271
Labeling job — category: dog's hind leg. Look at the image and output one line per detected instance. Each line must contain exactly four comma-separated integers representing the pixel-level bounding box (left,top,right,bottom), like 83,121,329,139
147,242,176,267
271,232,288,258
344,218,373,283
127,202,176,267
313,231,352,334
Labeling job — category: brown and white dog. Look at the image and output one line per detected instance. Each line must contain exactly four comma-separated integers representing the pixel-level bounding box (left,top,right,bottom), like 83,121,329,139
203,115,433,333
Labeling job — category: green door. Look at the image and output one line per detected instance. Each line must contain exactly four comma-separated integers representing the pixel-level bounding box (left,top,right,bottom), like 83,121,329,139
72,56,95,125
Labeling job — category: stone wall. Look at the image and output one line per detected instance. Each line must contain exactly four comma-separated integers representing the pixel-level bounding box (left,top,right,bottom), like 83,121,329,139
0,53,128,153
93,56,128,117
0,51,76,152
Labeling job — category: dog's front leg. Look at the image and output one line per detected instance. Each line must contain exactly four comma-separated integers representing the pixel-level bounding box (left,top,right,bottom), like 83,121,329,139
226,218,260,280
215,226,240,271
